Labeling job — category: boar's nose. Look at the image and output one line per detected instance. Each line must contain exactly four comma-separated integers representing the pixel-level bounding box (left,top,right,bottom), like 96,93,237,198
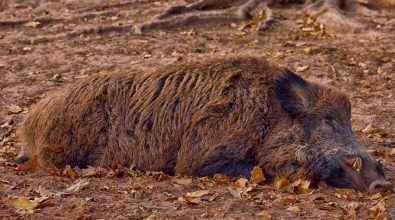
368,180,393,193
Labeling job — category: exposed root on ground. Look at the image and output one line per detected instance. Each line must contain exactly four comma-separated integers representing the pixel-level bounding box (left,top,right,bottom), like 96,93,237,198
66,24,134,38
302,0,387,35
2,0,393,40
133,0,275,34
0,11,117,28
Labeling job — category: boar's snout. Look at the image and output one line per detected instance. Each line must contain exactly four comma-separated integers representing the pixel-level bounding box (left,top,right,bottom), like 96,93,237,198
368,179,393,193
336,155,393,193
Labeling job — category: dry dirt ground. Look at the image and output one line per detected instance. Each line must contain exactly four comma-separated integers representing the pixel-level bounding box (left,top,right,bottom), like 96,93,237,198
0,0,394,219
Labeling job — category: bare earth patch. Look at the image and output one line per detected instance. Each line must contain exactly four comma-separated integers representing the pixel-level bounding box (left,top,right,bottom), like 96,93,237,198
0,0,394,219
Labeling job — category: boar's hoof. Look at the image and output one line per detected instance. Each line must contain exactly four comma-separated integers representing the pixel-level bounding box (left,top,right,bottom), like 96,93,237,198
368,179,393,193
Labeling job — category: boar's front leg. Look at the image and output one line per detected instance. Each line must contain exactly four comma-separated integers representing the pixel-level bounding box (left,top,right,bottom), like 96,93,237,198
196,151,255,178
176,139,256,178
175,92,260,178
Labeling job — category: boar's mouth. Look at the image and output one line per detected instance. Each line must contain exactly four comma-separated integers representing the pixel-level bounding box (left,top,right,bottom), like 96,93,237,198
322,155,393,193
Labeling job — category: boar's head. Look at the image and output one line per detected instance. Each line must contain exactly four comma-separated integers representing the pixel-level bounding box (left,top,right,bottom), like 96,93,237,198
265,69,392,193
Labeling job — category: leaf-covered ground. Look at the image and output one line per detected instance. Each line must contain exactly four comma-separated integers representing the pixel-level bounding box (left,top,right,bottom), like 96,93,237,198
0,0,394,219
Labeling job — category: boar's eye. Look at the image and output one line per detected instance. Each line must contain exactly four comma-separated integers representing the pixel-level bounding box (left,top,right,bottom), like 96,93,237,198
342,157,362,172
321,119,335,132
323,119,333,126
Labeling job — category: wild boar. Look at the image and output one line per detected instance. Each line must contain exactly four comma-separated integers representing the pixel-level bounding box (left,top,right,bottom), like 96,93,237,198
17,56,392,193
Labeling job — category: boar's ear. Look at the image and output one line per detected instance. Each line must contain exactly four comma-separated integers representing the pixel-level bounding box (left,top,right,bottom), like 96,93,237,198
274,69,317,117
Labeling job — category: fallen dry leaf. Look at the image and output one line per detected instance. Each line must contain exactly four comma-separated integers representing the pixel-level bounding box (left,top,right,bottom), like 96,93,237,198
0,179,10,184
272,176,289,190
172,177,193,187
178,195,203,204
372,201,386,219
0,120,14,128
235,178,248,188
213,174,231,184
306,16,315,25
334,188,357,199
8,105,22,114
197,177,215,189
146,171,167,181
64,179,90,194
290,179,314,194
63,166,79,180
36,185,53,197
227,185,253,199
177,195,189,203
345,202,360,214
144,214,157,220
238,21,256,31
301,27,315,32
358,62,367,68
287,206,301,212
188,197,203,204
308,193,327,202
227,187,243,199
81,166,107,177
250,166,266,184
186,190,211,198
362,123,379,134
273,51,285,59
16,156,39,172
163,192,177,201
283,196,298,205
7,196,37,215
295,65,310,72
24,21,41,28
187,28,198,36
7,196,52,215
50,170,62,177
257,210,272,219
367,149,380,156
107,168,125,178
369,193,382,200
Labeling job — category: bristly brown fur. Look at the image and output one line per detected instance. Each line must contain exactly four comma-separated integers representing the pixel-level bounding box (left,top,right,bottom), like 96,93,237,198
20,57,282,174
18,56,389,192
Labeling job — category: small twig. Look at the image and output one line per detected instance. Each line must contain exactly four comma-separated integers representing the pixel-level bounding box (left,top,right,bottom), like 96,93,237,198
324,63,337,80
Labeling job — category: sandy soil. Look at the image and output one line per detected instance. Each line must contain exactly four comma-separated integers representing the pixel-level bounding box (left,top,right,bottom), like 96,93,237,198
0,0,394,219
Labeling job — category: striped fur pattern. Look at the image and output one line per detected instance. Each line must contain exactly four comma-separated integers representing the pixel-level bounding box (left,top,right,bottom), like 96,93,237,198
18,56,389,191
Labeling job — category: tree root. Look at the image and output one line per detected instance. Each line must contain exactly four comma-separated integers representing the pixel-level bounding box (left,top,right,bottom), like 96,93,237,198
75,0,139,13
66,24,134,38
302,0,384,35
134,0,275,34
255,5,275,31
0,11,117,28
